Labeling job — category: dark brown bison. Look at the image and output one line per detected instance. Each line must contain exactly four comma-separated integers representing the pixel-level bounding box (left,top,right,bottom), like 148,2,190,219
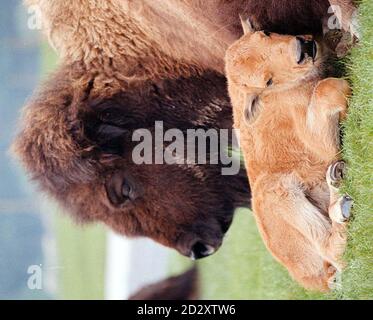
13,62,249,258
14,0,354,258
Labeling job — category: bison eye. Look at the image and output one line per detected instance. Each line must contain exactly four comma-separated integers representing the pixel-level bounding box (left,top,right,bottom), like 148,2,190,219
105,172,138,207
266,78,273,87
122,181,132,200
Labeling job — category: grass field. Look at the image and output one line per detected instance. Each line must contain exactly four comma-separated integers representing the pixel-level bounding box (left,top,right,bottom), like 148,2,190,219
171,0,373,300
337,0,373,299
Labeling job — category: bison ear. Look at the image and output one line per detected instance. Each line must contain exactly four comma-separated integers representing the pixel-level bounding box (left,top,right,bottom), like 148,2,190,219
239,15,254,35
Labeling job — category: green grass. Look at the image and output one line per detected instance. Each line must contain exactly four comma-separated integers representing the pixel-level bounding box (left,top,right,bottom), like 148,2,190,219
171,0,373,300
41,45,107,300
337,0,373,300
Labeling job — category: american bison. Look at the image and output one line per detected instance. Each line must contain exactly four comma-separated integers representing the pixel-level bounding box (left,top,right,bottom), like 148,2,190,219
14,0,354,258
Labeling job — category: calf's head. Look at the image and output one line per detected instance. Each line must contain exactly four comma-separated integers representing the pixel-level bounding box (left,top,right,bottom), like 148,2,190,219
224,17,329,179
225,17,325,91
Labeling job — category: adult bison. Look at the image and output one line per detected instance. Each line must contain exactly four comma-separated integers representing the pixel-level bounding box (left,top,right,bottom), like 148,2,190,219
13,0,354,258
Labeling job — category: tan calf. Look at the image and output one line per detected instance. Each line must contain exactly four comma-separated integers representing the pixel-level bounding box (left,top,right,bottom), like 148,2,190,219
225,18,352,291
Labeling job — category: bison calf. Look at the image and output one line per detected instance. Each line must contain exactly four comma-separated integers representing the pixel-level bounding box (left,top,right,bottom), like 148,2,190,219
225,18,352,291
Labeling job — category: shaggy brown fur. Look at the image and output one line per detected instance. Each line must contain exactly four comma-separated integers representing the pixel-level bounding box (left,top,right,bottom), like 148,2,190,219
13,64,249,256
25,0,355,76
225,20,352,291
14,0,354,256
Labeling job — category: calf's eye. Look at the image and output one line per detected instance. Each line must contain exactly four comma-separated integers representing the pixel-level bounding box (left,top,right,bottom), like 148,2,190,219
266,78,273,87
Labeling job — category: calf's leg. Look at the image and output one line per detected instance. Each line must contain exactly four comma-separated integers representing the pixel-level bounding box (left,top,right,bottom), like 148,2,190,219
322,161,352,270
252,174,339,291
301,78,351,162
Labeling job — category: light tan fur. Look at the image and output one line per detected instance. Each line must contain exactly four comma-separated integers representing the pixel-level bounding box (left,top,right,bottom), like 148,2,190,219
225,22,351,291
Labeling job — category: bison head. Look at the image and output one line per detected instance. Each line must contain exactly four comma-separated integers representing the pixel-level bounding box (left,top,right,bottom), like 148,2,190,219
12,63,250,259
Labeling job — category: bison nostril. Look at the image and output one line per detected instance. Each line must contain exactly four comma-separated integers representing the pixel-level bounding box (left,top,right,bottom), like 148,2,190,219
190,242,216,260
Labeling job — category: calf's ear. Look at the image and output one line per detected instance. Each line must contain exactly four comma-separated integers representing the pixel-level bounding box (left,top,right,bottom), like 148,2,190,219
243,92,261,125
239,15,254,35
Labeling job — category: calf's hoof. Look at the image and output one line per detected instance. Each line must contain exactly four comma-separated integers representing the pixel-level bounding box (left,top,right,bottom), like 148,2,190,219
341,195,353,221
330,195,353,224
